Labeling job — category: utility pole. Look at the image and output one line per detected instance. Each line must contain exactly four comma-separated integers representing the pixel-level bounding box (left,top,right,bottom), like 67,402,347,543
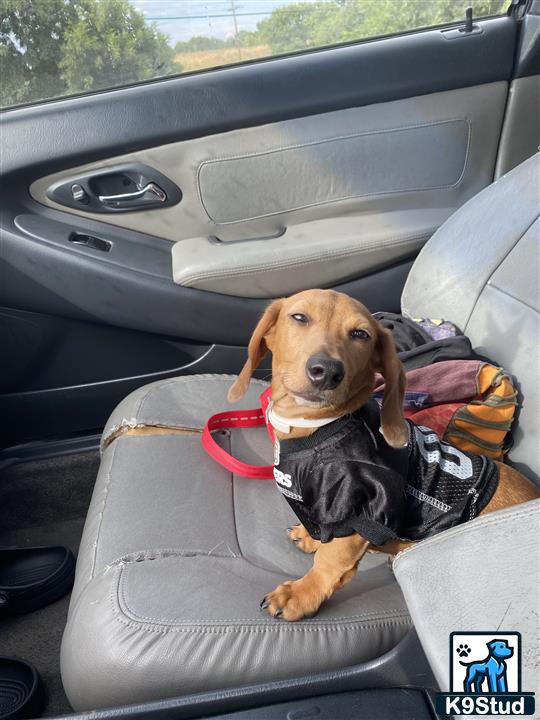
229,0,242,59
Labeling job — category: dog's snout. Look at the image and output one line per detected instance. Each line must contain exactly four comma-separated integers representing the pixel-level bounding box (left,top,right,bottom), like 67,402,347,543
306,353,345,390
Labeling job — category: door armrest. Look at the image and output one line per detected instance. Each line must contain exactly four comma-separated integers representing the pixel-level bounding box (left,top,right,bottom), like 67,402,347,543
172,209,451,298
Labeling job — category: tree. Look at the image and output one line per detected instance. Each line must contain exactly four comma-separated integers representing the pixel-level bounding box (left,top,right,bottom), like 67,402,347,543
0,0,78,106
257,1,339,54
0,0,174,107
255,0,508,55
175,36,227,54
236,29,261,48
59,0,174,93
1,0,509,108
345,0,508,41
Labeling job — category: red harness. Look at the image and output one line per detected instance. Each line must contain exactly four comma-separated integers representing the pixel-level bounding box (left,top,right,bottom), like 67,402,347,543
201,388,275,479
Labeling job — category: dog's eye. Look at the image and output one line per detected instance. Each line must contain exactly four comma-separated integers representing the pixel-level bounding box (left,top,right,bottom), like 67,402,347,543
350,328,370,340
290,313,309,324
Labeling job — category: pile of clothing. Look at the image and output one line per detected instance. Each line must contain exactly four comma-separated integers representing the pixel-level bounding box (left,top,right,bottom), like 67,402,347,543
373,313,517,460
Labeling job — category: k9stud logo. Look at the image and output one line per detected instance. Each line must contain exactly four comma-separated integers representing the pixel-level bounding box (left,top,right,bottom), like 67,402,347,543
436,632,535,716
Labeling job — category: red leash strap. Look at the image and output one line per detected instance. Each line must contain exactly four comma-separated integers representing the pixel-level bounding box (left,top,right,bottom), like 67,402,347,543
201,389,275,479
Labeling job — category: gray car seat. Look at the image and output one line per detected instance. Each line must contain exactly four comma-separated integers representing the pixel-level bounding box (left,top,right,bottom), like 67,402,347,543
61,154,539,711
395,152,539,704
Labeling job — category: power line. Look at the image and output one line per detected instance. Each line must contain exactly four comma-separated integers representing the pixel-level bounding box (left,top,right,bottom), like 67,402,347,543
144,10,306,19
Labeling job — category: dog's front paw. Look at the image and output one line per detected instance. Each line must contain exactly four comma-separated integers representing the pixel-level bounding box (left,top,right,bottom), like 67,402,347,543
260,580,323,621
286,524,320,554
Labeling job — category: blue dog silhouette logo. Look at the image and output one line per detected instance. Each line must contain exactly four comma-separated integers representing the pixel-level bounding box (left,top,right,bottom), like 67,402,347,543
449,632,520,694
458,639,513,693
436,632,536,715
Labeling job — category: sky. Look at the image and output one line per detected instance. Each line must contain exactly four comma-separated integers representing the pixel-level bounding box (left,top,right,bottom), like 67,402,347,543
130,0,298,44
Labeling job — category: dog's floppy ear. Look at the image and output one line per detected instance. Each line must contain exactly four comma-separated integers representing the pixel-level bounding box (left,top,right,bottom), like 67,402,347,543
228,299,284,402
374,327,408,448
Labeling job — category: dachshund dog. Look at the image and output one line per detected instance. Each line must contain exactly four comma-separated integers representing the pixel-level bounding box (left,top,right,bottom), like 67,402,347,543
228,289,539,621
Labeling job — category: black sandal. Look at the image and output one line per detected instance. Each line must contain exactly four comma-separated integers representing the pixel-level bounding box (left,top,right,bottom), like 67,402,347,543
0,547,75,617
0,657,44,719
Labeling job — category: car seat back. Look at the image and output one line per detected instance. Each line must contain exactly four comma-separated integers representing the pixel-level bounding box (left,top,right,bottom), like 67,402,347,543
402,153,540,484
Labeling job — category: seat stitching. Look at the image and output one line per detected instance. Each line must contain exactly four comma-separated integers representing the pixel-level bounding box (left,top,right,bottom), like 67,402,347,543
463,211,540,332
228,433,282,570
112,568,411,634
196,118,470,224
394,504,539,568
115,563,407,628
180,232,432,285
90,439,119,581
113,614,412,636
104,546,390,597
486,282,540,315
111,549,243,562
198,118,468,166
230,470,243,561
112,423,203,433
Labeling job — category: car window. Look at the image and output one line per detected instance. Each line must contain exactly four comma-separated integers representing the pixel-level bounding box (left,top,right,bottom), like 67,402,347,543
1,0,511,110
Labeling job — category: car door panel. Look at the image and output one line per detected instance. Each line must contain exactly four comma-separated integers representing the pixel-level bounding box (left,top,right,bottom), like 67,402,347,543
30,82,507,245
0,15,519,447
1,216,412,344
0,304,246,444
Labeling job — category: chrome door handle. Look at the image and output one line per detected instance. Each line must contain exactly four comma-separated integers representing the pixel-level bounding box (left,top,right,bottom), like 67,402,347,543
48,163,180,213
98,182,167,209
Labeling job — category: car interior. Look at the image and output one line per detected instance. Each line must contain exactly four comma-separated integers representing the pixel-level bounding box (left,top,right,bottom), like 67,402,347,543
1,0,539,718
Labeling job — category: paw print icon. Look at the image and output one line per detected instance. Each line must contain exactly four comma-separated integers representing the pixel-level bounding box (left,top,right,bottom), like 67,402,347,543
456,644,471,658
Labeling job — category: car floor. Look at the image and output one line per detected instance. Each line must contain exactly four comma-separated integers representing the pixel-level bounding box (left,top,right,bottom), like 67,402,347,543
0,451,99,717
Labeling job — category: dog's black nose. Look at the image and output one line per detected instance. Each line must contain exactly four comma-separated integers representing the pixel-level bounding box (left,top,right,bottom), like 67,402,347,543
306,353,345,390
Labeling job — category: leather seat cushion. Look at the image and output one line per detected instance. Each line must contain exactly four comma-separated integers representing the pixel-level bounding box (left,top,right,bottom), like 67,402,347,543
61,375,411,711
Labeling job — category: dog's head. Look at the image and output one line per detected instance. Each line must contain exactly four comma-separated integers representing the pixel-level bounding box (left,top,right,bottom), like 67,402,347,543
228,289,407,447
487,640,514,660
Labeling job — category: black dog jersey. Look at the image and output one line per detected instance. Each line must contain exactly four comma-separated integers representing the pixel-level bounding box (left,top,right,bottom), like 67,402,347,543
273,400,498,545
